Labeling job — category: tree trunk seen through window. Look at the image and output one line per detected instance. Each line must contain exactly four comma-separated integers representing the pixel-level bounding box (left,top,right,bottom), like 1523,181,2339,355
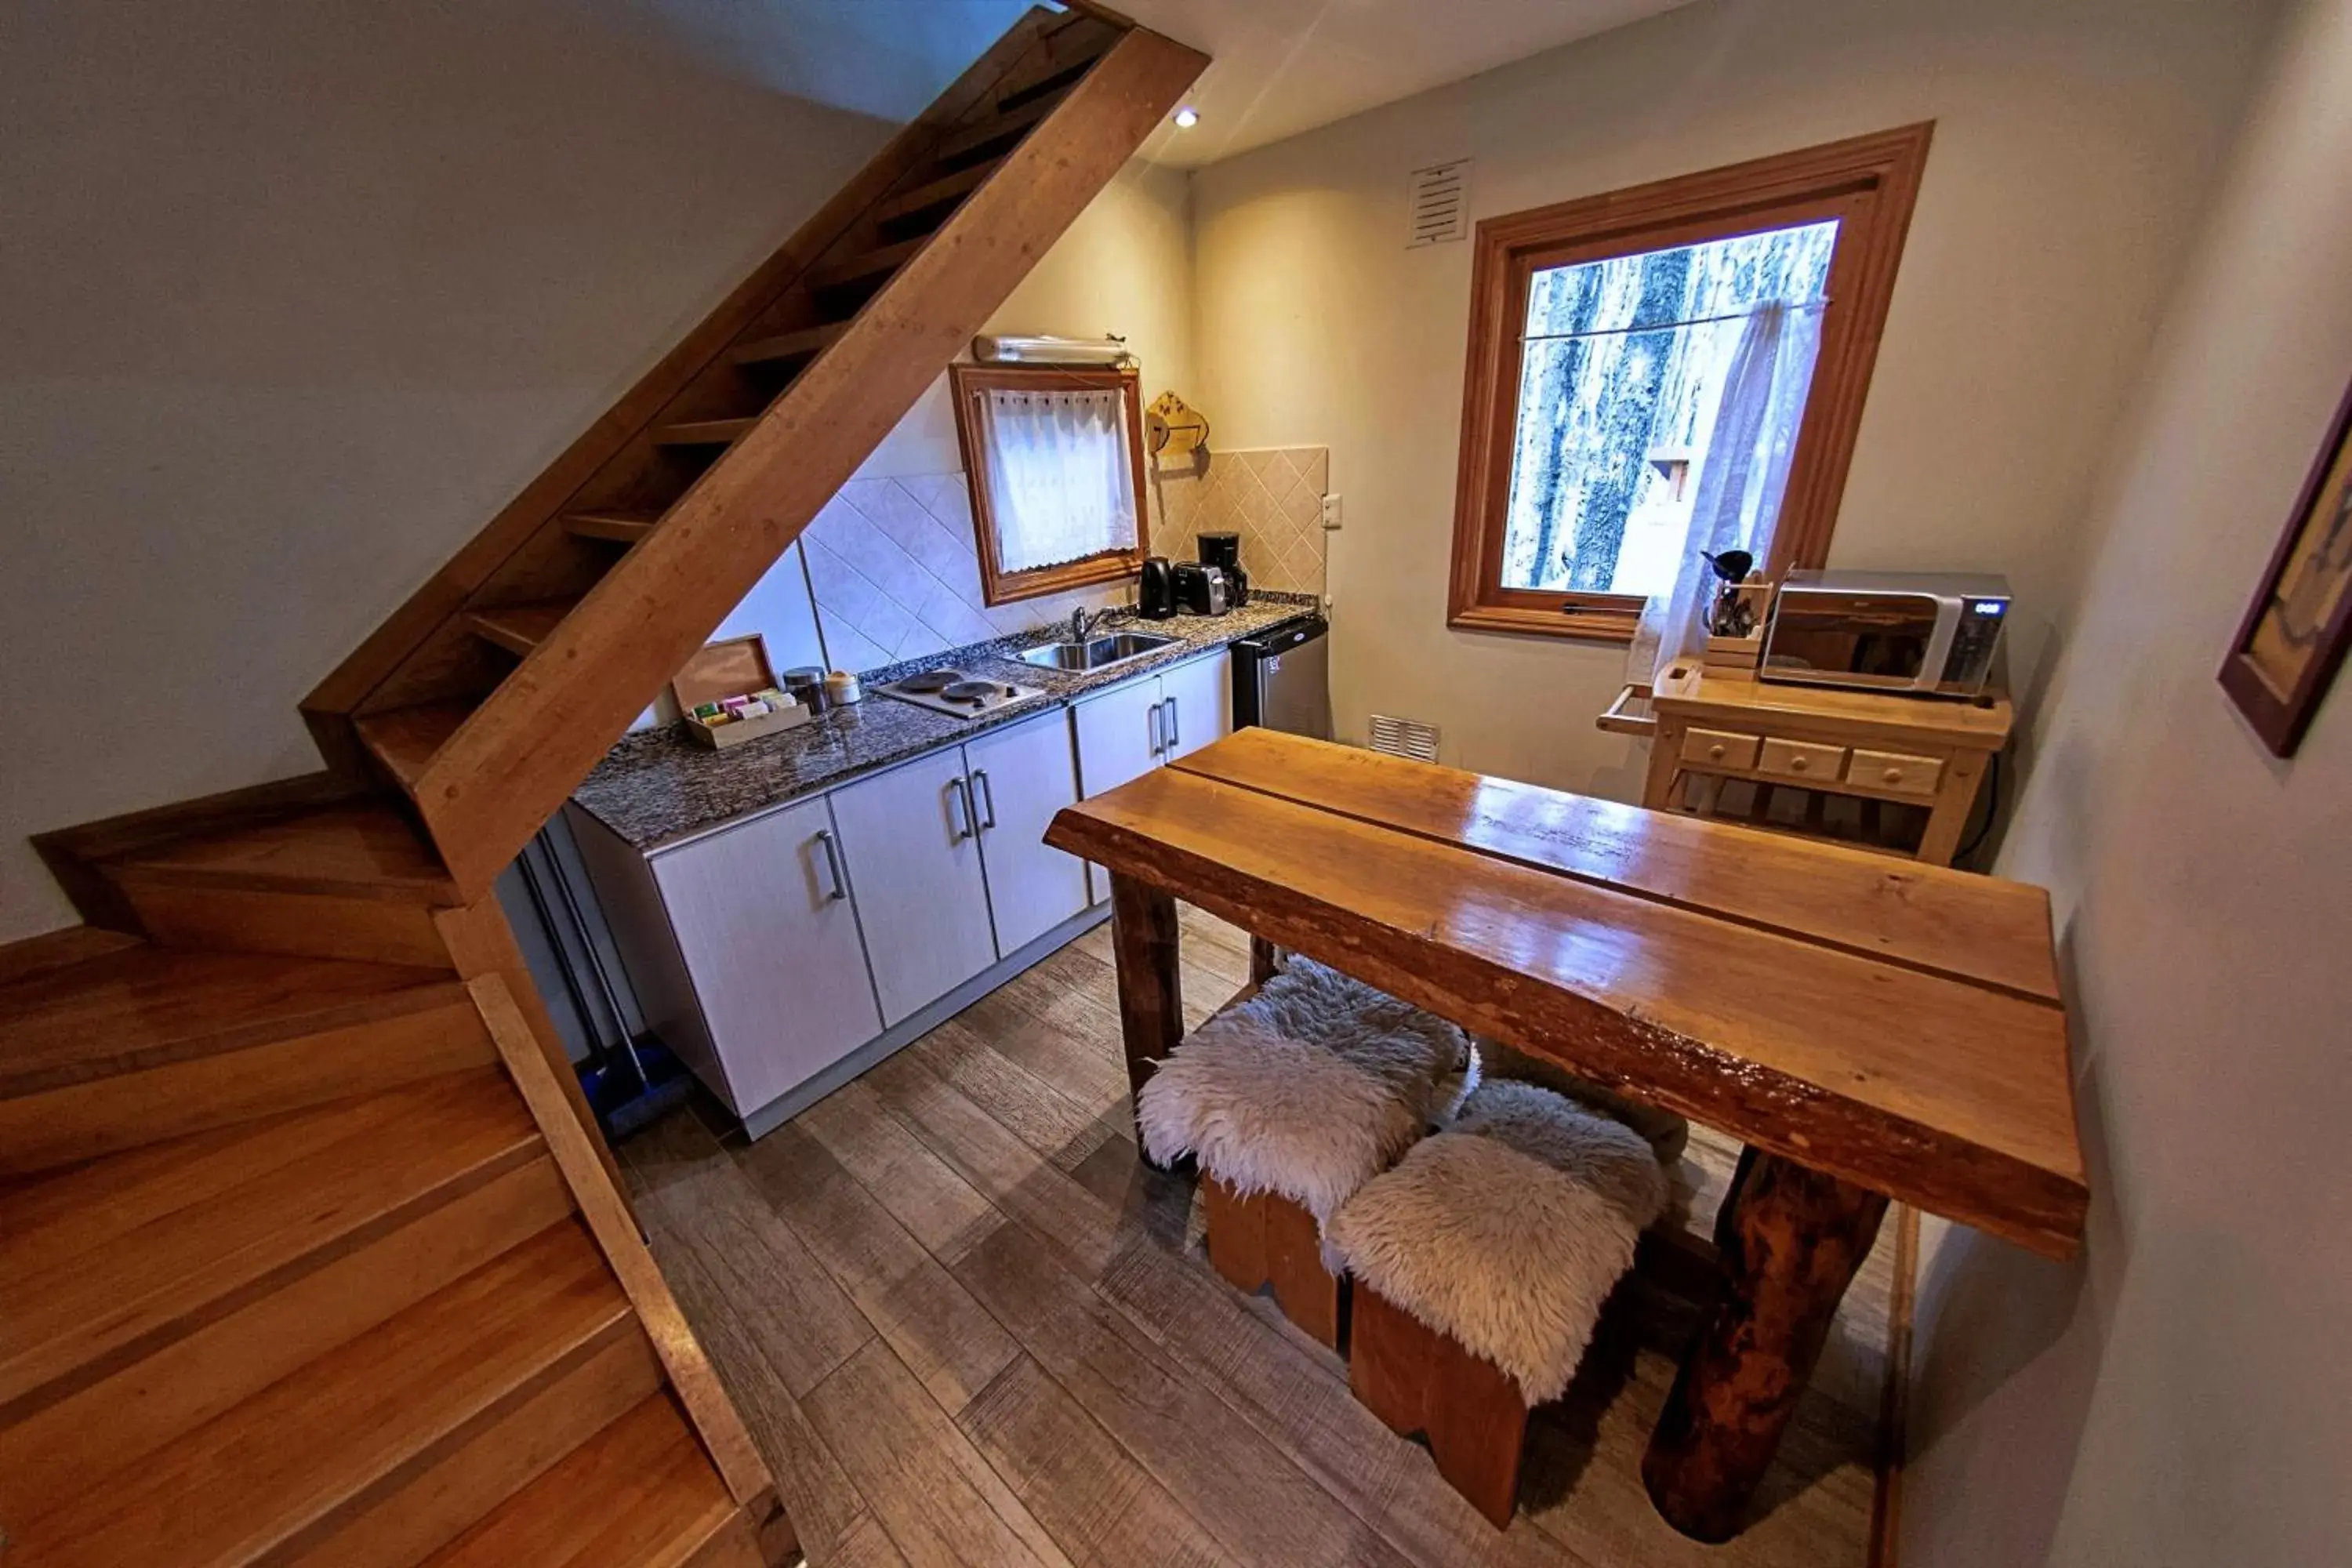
1503,223,1836,597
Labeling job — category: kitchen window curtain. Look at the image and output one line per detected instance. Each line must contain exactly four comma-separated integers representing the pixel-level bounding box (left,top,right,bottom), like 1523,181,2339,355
978,387,1138,572
1627,301,1824,687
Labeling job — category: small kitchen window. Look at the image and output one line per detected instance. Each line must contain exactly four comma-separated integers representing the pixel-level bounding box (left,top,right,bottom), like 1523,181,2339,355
952,363,1151,605
1447,125,1933,641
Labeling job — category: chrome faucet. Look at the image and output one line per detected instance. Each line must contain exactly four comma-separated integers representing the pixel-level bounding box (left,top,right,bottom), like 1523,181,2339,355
1069,607,1106,644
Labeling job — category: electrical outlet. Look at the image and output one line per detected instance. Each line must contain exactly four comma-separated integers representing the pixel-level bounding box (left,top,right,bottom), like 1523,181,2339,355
1321,494,1343,531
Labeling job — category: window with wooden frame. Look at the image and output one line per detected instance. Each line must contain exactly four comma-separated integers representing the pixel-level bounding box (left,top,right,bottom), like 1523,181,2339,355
1447,123,1933,641
952,362,1151,605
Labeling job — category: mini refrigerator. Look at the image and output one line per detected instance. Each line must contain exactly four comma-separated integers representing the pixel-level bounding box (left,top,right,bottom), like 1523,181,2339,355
1231,614,1331,739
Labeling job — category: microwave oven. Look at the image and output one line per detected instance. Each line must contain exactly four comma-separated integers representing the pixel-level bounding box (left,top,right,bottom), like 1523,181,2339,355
1760,570,2011,698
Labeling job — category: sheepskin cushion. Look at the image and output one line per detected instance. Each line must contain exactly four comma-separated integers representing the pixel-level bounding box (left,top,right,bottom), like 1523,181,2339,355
1473,1035,1690,1163
1137,956,1465,1229
1327,1079,1668,1405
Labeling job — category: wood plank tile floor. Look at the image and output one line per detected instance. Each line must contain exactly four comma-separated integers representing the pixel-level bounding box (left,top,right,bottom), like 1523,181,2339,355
619,905,1893,1568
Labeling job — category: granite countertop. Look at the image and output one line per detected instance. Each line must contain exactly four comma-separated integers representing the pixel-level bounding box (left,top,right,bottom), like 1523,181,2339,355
571,594,1323,853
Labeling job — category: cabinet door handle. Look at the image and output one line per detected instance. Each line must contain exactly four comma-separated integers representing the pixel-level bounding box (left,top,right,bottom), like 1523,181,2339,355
947,777,976,840
1147,699,1163,759
1165,695,1181,750
813,829,848,902
971,769,997,830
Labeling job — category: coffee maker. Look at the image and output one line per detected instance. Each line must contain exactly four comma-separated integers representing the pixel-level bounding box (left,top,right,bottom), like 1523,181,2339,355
1195,532,1249,608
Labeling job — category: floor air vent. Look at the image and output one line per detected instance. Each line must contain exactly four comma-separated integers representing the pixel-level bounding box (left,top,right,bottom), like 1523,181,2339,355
1368,714,1441,763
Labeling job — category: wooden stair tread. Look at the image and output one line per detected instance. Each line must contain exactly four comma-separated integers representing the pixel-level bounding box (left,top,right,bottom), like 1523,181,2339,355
423,1392,740,1567
651,416,760,447
991,30,1113,112
935,89,1062,164
355,701,475,794
463,597,583,658
0,1068,542,1419
562,509,662,544
12,1220,633,1568
808,235,924,292
0,943,461,1098
104,803,457,904
875,161,994,227
728,320,851,367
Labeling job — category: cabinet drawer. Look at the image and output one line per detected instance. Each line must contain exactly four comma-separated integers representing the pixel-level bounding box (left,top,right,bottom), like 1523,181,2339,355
1757,737,1848,782
1849,748,1944,797
1680,727,1761,771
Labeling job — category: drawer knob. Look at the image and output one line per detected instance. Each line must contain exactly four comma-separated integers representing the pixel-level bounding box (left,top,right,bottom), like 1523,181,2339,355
1789,756,1809,771
1883,767,1904,783
1708,744,1726,760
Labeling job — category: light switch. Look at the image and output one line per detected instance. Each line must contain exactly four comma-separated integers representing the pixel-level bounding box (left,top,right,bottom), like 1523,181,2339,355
1321,494,1343,531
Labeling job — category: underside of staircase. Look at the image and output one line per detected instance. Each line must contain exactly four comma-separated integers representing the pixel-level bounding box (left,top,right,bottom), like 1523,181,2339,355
4,7,1205,1562
305,3,1209,898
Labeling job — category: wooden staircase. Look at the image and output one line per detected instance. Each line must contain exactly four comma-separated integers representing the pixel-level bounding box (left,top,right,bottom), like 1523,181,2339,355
303,5,1209,897
5,9,1207,1559
3,797,787,1566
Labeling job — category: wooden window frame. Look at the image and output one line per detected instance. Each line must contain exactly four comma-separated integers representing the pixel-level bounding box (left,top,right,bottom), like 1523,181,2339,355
952,362,1152,606
1446,122,1934,643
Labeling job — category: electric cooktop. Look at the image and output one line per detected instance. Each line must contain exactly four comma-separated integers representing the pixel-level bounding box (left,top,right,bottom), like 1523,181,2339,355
873,667,1044,718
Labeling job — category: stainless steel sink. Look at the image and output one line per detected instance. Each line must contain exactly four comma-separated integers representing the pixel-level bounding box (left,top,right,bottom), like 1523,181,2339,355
1015,630,1179,672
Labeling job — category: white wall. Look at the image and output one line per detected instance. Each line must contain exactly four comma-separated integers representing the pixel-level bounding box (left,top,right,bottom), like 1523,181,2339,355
868,155,1200,483
698,157,1199,685
0,0,909,939
1903,0,2352,1559
1188,0,2277,796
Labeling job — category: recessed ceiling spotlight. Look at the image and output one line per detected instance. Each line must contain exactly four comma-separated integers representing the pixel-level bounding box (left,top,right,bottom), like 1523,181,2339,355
1172,105,1200,129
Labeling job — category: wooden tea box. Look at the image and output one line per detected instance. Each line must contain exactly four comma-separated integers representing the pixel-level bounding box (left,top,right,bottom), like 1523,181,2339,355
671,633,813,750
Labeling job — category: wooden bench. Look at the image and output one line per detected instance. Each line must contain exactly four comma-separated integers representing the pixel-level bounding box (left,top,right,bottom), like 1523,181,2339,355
1045,728,2084,1542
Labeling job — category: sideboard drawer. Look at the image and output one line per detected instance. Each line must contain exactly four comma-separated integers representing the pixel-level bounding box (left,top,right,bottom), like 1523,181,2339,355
1849,748,1944,797
1757,737,1847,782
1681,727,1761,771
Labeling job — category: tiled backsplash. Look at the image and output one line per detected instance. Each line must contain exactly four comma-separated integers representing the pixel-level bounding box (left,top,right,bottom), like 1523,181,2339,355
1152,446,1330,597
674,444,1332,692
803,472,1126,673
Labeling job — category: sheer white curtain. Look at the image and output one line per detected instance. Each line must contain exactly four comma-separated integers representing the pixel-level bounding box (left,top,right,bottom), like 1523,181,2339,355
1627,302,1824,687
977,387,1138,572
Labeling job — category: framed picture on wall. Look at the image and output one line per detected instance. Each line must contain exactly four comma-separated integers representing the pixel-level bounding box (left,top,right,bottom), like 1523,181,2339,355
2220,378,2352,757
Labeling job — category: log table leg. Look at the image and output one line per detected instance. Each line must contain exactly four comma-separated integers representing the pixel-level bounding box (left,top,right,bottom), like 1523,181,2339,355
1642,1148,1889,1542
1107,873,1183,1155
1248,934,1281,985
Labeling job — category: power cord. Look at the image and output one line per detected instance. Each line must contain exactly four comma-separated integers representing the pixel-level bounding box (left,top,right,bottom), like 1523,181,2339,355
1955,750,2002,864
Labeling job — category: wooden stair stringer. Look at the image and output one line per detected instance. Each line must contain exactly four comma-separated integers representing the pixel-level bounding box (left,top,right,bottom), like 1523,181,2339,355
296,4,1083,779
400,23,1208,895
466,971,794,1560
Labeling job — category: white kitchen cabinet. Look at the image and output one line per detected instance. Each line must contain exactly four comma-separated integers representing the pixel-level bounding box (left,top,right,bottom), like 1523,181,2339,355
1074,652,1234,793
641,796,880,1115
1073,676,1165,797
964,709,1089,955
1073,651,1235,903
827,747,1000,1025
1157,650,1233,764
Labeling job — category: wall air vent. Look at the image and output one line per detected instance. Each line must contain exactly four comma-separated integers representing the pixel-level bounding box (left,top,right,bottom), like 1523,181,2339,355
1367,714,1441,763
1406,160,1472,248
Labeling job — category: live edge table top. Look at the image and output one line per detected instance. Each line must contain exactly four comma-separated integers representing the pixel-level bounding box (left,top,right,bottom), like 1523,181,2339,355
1044,728,2085,1259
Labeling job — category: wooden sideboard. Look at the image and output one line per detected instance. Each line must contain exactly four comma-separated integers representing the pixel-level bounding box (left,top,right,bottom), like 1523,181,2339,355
1637,663,2013,865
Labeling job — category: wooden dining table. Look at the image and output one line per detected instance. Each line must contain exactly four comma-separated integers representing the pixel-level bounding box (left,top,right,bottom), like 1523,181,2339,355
1044,727,2085,1544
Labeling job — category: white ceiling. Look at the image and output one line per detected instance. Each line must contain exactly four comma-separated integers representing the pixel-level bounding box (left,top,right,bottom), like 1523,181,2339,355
581,0,1036,123
590,0,1694,163
1112,0,1699,168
